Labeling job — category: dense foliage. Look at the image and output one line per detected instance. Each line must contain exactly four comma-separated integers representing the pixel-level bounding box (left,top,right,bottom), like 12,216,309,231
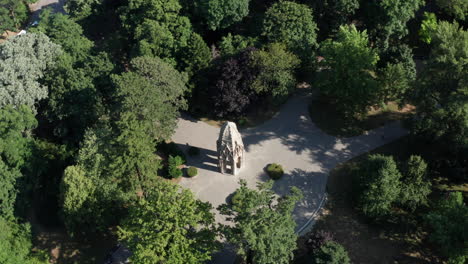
262,1,317,60
317,25,379,118
413,21,468,149
354,154,402,219
425,192,468,264
0,33,61,110
118,180,219,263
219,180,302,264
0,0,30,32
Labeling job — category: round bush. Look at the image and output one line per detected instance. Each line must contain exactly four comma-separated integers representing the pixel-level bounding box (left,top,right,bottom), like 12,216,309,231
186,167,198,177
266,163,284,180
188,146,200,156
314,241,350,264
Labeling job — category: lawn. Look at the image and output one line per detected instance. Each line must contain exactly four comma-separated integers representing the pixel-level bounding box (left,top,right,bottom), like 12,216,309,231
302,136,467,264
308,96,415,137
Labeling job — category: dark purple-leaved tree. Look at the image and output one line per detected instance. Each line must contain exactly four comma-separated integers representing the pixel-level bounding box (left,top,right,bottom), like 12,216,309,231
209,47,258,118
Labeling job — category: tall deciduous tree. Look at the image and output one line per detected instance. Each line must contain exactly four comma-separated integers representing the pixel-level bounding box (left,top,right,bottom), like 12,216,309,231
412,21,468,149
364,0,424,52
316,25,379,118
196,0,250,30
0,217,49,264
305,0,359,34
32,11,113,146
219,180,303,264
208,48,258,118
262,1,318,60
251,43,300,98
354,154,402,219
118,180,219,264
64,0,103,20
0,105,36,219
0,33,61,109
398,155,431,211
0,0,29,32
112,56,188,141
121,0,210,75
435,0,468,21
425,192,468,264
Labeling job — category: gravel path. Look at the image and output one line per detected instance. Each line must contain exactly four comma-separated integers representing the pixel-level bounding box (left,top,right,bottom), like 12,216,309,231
172,91,407,263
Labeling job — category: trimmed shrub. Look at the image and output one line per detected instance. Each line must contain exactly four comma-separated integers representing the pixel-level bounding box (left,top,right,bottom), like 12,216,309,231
314,241,351,264
186,167,198,177
168,155,184,179
188,146,200,156
266,163,284,180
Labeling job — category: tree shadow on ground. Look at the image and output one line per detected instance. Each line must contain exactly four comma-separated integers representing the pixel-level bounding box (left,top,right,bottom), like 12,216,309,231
272,168,327,232
175,143,220,173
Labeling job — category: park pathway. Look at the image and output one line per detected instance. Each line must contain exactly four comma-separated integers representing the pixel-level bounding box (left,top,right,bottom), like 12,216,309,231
172,91,407,263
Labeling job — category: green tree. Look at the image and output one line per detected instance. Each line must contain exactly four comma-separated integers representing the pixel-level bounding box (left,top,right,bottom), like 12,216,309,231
60,127,124,234
364,0,424,52
59,165,95,234
64,0,103,20
219,33,258,56
435,0,468,21
121,0,209,75
109,112,161,194
314,241,351,264
419,12,438,44
219,180,303,264
398,155,431,211
31,11,113,145
306,0,359,34
196,0,250,30
0,0,28,32
0,33,61,109
378,62,414,104
355,154,402,219
0,217,49,264
0,105,36,219
413,21,468,148
251,43,300,97
316,25,379,118
112,56,188,141
262,1,318,60
118,180,219,264
31,9,93,62
425,192,468,264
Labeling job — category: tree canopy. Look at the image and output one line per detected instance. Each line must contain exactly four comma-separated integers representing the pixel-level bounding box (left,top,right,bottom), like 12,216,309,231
425,192,468,264
364,0,424,52
354,154,402,219
316,25,379,118
0,0,29,32
0,33,61,110
196,0,251,30
118,180,219,264
262,1,318,60
413,21,468,148
219,180,303,264
112,56,188,141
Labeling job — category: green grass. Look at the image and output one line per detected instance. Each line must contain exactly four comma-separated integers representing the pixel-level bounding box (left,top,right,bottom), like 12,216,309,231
308,96,415,137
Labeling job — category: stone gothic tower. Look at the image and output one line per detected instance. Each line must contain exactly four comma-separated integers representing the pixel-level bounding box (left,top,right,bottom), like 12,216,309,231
217,122,245,175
